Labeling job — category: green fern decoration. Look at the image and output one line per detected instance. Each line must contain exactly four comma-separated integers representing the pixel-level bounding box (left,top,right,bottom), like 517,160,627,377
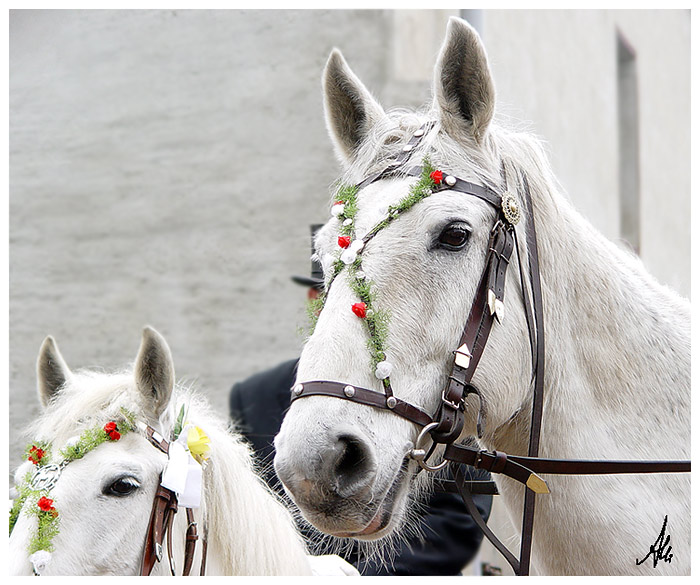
308,158,439,385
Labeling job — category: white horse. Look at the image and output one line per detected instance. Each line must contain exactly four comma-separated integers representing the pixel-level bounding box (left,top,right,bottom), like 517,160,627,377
273,17,690,576
9,326,357,576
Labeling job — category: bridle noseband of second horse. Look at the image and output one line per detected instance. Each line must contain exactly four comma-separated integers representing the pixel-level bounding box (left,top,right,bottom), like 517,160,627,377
290,122,690,576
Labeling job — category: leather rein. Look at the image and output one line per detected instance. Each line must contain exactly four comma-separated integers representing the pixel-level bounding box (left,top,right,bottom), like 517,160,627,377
138,423,207,576
290,122,691,575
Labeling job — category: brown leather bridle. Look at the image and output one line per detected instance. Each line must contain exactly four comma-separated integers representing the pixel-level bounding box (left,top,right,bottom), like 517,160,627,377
138,423,208,576
290,122,691,575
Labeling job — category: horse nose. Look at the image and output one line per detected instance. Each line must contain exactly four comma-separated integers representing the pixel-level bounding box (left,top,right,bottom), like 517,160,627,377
275,426,377,501
325,430,377,498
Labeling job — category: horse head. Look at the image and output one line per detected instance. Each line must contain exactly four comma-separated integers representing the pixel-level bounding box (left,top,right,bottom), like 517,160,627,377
274,18,534,540
9,327,179,575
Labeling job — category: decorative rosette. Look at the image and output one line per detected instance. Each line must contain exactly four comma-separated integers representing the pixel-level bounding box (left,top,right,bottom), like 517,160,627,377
351,302,367,319
186,425,211,465
374,360,393,380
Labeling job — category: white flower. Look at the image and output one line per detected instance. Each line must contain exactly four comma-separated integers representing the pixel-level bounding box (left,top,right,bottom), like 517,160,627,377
340,249,357,265
331,204,345,217
342,218,353,227
64,435,80,448
355,270,366,280
30,550,52,575
349,239,365,252
374,361,393,380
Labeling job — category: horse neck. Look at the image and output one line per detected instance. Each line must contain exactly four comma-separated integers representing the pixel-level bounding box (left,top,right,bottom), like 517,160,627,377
493,181,690,461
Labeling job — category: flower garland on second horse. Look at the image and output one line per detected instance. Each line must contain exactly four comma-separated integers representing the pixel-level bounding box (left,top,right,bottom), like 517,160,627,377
9,410,137,570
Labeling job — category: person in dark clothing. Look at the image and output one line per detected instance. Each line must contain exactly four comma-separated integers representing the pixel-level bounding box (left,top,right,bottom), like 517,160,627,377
229,358,493,576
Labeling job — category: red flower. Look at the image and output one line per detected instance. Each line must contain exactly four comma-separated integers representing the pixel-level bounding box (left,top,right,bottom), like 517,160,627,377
37,496,55,512
28,446,45,465
429,170,444,184
338,236,351,249
334,200,344,205
352,302,367,318
104,421,121,440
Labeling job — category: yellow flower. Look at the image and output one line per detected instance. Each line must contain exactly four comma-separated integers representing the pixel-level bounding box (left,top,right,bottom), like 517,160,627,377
186,425,211,464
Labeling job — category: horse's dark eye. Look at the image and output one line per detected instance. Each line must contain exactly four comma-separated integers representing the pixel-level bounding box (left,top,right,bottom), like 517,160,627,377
438,224,470,250
104,477,140,497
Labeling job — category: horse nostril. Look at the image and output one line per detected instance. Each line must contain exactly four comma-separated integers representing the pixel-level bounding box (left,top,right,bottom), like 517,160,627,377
329,433,376,498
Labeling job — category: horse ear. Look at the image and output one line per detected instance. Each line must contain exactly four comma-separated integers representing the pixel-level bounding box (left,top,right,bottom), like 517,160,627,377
323,48,387,165
134,326,174,419
37,336,72,408
433,17,495,143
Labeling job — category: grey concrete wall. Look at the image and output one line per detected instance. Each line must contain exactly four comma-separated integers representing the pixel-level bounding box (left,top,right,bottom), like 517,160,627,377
483,9,690,295
9,10,689,574
9,8,394,468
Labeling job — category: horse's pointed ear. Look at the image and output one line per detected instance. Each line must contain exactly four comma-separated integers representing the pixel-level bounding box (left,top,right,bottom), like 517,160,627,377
37,336,72,408
323,48,387,165
433,17,495,143
135,326,174,419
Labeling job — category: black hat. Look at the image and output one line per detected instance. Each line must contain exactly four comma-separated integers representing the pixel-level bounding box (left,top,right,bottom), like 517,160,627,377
291,224,324,290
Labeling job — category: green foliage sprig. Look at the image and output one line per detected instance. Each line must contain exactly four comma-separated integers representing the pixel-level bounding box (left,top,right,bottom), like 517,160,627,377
308,158,439,386
10,410,138,565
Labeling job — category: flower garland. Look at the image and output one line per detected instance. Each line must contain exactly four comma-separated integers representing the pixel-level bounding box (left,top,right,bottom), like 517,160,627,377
9,409,136,574
309,158,443,387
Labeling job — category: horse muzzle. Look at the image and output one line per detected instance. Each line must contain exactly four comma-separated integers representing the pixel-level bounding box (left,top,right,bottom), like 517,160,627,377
274,422,401,537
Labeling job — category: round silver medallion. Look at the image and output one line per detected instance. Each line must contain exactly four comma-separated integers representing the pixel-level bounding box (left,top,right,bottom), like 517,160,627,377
344,385,356,398
31,463,63,492
386,396,397,409
292,383,304,396
501,192,521,225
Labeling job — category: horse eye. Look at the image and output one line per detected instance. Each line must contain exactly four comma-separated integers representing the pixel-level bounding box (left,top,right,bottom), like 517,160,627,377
104,477,140,497
438,224,470,250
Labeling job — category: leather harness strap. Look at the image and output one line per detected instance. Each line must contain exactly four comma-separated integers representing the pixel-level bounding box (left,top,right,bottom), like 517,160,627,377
140,483,178,576
444,444,693,478
294,380,434,428
517,172,546,575
138,423,208,576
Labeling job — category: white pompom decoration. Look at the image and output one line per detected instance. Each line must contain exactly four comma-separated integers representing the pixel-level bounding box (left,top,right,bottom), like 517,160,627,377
343,218,353,227
349,239,365,252
331,204,345,217
340,249,357,265
30,550,52,575
374,361,393,380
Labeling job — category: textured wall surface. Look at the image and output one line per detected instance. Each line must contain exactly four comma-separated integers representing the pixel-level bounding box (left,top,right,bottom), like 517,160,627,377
9,9,689,574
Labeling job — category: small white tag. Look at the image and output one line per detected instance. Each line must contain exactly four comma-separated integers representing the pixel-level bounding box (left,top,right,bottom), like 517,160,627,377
179,458,202,508
160,430,203,508
160,441,189,495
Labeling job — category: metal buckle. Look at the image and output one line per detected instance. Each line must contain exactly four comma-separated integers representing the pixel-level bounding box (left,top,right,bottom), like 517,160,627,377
409,422,448,472
441,388,461,411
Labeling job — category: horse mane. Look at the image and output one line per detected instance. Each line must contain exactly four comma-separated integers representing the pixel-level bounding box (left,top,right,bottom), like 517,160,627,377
26,367,310,575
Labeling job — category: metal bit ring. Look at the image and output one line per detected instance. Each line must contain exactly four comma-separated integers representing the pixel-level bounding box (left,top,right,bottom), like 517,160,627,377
409,421,448,472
